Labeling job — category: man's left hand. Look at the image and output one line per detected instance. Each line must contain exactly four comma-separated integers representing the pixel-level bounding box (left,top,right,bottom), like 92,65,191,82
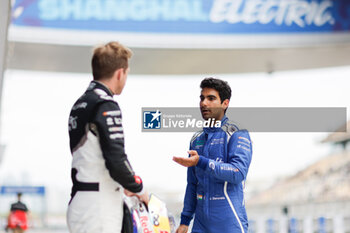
173,150,200,167
124,189,150,205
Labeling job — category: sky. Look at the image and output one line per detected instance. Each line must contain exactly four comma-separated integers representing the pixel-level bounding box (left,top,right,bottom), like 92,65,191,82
0,66,349,214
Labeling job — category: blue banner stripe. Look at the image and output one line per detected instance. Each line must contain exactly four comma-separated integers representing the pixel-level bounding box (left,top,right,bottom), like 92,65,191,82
0,186,46,195
11,0,350,34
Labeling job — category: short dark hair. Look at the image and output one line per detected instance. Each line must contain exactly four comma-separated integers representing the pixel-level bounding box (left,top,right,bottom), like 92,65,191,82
91,41,132,80
200,77,231,103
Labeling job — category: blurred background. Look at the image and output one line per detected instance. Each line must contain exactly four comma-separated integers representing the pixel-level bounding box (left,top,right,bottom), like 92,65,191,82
0,0,350,232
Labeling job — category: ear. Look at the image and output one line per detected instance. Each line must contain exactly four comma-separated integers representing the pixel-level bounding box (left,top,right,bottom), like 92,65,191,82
114,68,124,81
222,99,229,110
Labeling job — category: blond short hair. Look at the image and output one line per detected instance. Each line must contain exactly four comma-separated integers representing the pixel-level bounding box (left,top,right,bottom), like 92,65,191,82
91,41,133,80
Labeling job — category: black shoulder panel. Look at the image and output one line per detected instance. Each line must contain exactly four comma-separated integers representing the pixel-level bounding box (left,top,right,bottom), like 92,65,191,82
68,83,117,152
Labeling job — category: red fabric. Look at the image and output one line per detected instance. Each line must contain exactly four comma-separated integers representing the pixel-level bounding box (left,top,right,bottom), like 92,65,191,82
7,210,28,230
134,175,142,184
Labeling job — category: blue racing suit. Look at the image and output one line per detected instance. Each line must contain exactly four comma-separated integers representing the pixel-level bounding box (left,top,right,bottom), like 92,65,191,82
180,116,252,233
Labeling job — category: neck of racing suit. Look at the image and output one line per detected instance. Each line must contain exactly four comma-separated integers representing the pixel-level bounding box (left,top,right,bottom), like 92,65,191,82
203,115,228,134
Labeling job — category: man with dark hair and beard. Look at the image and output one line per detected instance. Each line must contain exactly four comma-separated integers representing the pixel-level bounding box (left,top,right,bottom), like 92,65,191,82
174,77,253,233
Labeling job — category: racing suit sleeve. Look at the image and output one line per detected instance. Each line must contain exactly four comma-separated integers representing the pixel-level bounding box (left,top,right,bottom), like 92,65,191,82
92,101,143,193
180,143,198,226
196,130,252,184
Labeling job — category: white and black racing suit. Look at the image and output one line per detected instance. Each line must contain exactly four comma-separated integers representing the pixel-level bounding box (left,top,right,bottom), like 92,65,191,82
67,81,143,233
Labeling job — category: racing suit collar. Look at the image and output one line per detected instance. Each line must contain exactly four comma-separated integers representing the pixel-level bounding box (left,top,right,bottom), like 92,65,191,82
203,115,228,133
91,81,114,96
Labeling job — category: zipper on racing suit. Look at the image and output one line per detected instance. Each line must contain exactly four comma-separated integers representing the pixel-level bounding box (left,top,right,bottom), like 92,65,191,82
202,132,213,220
